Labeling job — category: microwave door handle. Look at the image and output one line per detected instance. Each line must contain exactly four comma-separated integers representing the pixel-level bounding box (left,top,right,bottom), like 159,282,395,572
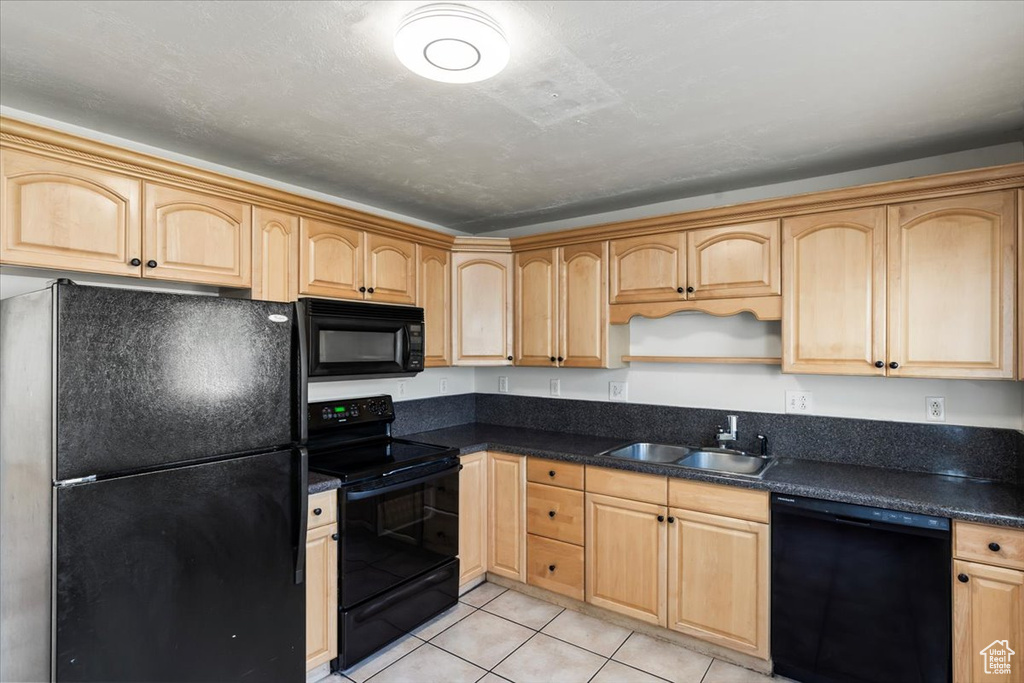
401,326,411,368
345,464,462,501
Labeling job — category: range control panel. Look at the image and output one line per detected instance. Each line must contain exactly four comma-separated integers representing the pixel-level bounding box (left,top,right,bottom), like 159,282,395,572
309,395,395,429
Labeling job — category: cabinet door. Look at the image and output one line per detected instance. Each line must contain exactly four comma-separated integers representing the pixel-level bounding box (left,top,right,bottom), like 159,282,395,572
299,218,364,299
143,183,251,287
888,191,1016,379
452,252,513,365
252,207,299,302
560,242,608,368
515,248,558,367
365,233,416,304
667,509,769,659
686,220,780,299
585,492,667,626
417,245,451,367
1019,189,1023,381
953,560,1023,683
1,149,142,276
782,207,887,375
458,452,488,586
305,523,338,671
487,452,526,582
609,233,686,304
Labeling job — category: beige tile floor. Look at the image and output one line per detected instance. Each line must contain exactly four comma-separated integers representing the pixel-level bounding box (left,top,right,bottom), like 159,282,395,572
317,582,775,683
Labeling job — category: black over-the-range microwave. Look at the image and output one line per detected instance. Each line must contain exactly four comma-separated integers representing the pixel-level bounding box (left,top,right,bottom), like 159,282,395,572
297,298,424,380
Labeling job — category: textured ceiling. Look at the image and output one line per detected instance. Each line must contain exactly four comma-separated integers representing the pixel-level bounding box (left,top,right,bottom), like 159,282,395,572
1,0,1022,233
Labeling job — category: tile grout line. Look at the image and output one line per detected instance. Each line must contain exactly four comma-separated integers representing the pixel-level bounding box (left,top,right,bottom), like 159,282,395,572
486,629,542,676
697,656,715,683
355,636,426,683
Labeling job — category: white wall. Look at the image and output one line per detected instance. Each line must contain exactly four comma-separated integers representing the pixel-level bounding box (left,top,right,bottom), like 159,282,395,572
477,313,1024,429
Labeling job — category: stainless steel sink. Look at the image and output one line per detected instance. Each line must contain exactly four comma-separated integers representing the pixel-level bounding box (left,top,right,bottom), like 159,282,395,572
676,449,774,477
599,442,694,463
598,442,774,478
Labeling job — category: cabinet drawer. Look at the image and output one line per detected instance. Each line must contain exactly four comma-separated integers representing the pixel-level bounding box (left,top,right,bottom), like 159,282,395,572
527,458,585,490
308,490,337,530
586,466,667,505
955,521,1024,570
527,483,584,545
668,479,769,524
527,534,584,601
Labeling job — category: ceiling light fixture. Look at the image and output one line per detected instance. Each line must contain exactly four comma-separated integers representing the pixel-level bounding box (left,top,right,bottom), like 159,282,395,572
394,3,509,84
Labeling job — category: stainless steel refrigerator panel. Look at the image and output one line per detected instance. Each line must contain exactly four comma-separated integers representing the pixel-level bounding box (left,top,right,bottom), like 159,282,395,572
0,287,56,682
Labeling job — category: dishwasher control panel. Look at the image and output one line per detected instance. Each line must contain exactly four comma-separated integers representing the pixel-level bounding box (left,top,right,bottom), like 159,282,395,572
772,493,950,531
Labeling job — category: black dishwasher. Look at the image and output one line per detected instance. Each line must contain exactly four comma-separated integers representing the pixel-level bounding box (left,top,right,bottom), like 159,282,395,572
771,494,951,683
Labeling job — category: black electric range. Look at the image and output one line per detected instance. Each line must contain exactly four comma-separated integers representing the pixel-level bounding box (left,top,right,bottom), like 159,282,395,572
306,395,461,671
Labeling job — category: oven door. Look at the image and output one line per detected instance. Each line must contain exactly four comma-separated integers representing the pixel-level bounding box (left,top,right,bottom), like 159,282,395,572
339,461,460,608
308,315,410,378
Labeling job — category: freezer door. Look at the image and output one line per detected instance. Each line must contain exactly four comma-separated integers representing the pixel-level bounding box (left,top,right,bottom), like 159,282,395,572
56,284,300,480
54,450,304,682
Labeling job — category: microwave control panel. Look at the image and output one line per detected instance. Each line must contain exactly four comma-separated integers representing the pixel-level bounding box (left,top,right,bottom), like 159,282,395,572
309,395,395,428
407,323,424,370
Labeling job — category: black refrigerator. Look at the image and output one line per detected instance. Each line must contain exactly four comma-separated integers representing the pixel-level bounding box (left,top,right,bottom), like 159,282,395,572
0,281,308,683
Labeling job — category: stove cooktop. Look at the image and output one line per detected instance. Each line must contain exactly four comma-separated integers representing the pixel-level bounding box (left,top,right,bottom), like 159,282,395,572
307,438,457,484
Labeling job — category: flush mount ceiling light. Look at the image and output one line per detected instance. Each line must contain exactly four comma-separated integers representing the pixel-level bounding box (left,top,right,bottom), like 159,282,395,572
394,3,509,84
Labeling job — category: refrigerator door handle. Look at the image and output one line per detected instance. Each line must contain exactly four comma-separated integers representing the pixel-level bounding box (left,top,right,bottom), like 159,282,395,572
294,302,309,443
294,446,309,585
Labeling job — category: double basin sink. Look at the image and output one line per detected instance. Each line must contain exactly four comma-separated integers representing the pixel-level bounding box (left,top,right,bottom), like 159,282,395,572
597,442,774,478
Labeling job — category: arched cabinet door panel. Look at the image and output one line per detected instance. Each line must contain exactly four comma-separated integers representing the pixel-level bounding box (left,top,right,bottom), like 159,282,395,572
143,183,251,287
560,242,607,367
365,233,416,305
686,220,779,299
1,149,142,276
252,207,299,302
298,218,364,300
515,248,558,366
609,233,686,304
452,252,513,365
417,245,451,367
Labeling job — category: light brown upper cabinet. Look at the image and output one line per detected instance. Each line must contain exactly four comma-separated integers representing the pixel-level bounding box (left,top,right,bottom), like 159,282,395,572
417,245,451,367
888,191,1016,379
609,233,686,304
686,221,780,299
514,248,558,366
515,242,624,368
1,149,142,277
452,251,513,365
252,207,299,302
299,219,418,304
783,206,887,376
365,233,416,305
143,183,251,287
784,192,1017,380
1020,189,1023,381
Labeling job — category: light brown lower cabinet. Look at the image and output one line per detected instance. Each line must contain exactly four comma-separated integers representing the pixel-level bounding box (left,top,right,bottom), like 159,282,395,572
458,452,488,586
305,491,338,672
953,560,1024,682
667,508,769,659
488,452,526,581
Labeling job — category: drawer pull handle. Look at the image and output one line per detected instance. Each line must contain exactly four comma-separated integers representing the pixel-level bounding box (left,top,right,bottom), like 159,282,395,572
331,533,339,541
313,508,323,516
668,516,675,523
548,510,556,518
548,564,556,572
146,260,158,268
958,573,969,583
548,470,556,477
989,542,1001,552
657,515,665,522
129,258,142,267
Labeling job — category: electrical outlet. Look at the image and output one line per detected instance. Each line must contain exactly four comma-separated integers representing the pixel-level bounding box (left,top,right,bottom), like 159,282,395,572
785,390,813,414
550,379,560,397
609,381,628,402
439,377,449,394
498,376,509,393
926,396,945,422
397,380,407,398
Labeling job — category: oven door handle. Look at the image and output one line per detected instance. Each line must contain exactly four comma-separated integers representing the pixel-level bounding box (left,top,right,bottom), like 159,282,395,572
344,463,461,501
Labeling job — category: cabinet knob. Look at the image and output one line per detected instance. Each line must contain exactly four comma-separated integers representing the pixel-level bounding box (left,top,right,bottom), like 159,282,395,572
548,470,556,478
331,533,339,541
668,516,675,523
367,287,374,294
129,258,142,267
557,356,564,362
359,286,366,293
550,357,556,362
146,260,158,268
657,515,665,522
507,356,513,361
958,573,969,583
889,361,899,369
874,361,884,368
989,542,1001,552
548,564,556,572
686,286,695,293
548,510,556,518
313,508,322,516
676,287,684,293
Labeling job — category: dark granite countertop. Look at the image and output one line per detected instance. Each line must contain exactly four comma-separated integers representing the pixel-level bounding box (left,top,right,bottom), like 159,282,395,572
308,470,342,495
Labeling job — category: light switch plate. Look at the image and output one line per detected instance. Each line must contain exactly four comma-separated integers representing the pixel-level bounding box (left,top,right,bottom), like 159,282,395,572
609,381,628,402
785,390,813,414
550,379,560,397
498,376,509,393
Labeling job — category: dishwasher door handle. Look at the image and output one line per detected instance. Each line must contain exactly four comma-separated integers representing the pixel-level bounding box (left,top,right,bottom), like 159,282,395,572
835,516,873,528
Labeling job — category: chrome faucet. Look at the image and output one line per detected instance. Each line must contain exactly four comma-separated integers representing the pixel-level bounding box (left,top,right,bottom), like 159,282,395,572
716,415,738,447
